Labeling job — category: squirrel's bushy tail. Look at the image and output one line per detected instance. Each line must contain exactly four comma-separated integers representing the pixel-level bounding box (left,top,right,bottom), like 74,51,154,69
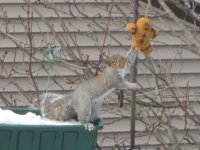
38,93,75,121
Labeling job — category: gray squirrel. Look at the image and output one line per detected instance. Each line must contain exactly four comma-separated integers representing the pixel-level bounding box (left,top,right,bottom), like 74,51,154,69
39,54,140,131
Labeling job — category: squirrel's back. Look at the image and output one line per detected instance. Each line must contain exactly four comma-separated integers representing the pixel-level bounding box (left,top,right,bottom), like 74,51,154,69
74,68,121,100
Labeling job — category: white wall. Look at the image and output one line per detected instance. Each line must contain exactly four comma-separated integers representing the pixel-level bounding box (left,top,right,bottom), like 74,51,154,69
0,1,200,149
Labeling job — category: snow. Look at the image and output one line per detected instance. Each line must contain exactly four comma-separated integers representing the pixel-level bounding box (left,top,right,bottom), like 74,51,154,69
0,108,81,126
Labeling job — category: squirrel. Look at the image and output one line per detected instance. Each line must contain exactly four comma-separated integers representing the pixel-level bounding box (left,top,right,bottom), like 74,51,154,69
39,54,140,131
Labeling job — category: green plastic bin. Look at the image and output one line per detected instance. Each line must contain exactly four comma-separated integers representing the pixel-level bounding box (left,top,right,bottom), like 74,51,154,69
0,108,102,150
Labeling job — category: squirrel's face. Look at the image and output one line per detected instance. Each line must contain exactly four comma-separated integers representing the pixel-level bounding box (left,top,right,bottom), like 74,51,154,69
104,54,125,69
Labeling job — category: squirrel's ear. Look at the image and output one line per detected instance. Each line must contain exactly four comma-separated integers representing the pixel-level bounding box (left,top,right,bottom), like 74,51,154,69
117,62,125,68
119,59,125,68
103,58,112,66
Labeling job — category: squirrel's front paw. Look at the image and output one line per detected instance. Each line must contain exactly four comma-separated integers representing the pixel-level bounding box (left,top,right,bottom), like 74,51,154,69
136,83,142,89
133,83,141,90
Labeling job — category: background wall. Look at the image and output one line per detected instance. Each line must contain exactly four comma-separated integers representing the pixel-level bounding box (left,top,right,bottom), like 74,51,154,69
0,0,200,149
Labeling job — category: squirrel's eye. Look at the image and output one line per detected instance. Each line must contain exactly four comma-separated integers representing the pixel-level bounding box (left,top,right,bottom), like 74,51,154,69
112,60,116,64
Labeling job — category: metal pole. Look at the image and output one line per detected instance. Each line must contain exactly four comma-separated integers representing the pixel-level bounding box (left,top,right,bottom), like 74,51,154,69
130,0,138,149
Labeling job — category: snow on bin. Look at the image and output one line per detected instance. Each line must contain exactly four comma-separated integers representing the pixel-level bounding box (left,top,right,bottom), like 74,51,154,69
0,107,102,150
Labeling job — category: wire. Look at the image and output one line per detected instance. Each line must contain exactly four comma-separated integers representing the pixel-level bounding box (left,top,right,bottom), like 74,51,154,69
145,0,151,17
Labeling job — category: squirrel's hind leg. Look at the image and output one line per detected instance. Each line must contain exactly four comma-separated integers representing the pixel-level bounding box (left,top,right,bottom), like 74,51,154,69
84,123,96,131
73,94,93,129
